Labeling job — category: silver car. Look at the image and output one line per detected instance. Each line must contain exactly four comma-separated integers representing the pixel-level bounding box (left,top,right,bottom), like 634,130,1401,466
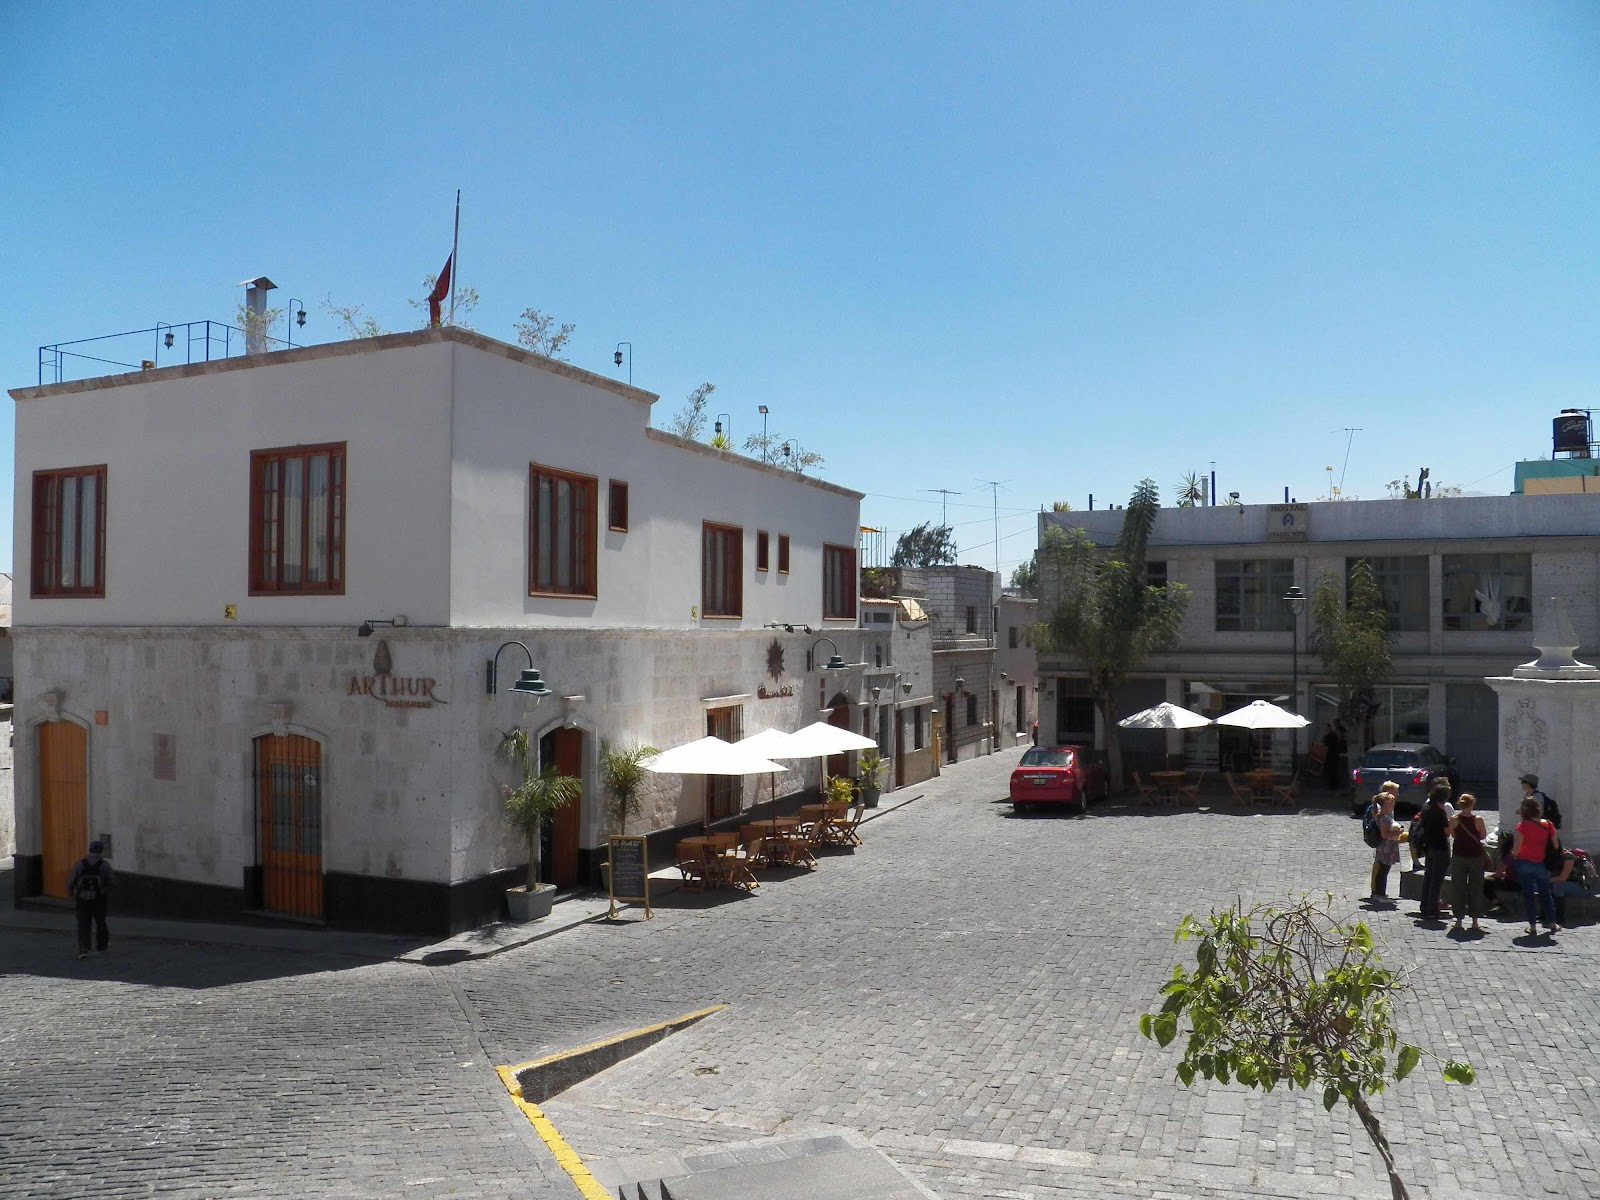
1350,742,1460,818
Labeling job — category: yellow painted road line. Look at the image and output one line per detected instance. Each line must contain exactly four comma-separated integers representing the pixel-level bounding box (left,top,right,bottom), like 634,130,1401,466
497,1064,613,1200
496,1004,729,1199
502,1003,728,1075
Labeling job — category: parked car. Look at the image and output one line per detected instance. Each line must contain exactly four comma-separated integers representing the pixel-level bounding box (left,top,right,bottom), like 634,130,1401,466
1009,745,1107,814
1350,742,1460,818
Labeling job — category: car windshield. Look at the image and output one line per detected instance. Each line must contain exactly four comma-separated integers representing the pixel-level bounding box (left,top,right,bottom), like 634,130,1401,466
1362,750,1420,769
1020,749,1072,768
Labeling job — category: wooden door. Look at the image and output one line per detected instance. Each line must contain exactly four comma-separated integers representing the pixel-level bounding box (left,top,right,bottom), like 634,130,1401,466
944,695,956,762
895,717,906,787
705,707,740,823
256,734,324,919
38,721,88,898
542,727,583,889
826,696,851,780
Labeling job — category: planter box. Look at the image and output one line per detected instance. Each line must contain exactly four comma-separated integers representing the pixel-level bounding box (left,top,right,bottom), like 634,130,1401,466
506,884,556,922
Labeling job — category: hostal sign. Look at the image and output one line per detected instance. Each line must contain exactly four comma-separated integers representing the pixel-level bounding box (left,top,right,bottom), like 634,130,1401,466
348,640,445,709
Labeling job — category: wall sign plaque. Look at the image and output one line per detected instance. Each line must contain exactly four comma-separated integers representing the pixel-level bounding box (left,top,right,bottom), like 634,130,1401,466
347,639,447,709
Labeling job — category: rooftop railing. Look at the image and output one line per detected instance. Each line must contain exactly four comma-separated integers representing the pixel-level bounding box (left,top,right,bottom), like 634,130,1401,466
37,320,297,386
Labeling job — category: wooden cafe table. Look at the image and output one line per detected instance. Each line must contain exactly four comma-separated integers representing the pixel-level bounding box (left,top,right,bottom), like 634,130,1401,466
743,817,803,867
1150,770,1187,801
1246,769,1278,800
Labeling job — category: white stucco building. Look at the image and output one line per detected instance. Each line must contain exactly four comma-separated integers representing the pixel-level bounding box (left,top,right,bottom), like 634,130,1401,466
9,327,880,934
1037,495,1600,783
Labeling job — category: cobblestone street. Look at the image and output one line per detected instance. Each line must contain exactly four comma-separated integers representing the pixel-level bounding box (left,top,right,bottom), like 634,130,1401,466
5,747,1598,1199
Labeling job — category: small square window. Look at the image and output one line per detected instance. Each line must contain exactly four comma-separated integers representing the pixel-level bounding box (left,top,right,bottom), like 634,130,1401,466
777,534,790,574
965,606,977,634
756,530,770,572
608,480,629,532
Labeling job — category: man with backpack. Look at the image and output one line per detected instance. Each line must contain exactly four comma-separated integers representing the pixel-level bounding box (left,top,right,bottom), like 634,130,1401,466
67,840,114,960
1518,774,1561,829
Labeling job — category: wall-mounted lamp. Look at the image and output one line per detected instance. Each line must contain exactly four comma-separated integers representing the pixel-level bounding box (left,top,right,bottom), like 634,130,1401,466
901,681,913,695
713,412,731,441
764,622,815,635
287,298,307,347
156,322,175,351
871,686,882,701
954,676,966,691
358,616,409,637
487,640,552,697
1000,671,1009,680
613,341,633,384
807,637,848,672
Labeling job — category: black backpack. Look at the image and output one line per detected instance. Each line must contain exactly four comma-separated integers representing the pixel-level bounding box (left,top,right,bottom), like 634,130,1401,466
1362,803,1382,848
1541,791,1562,829
74,862,103,901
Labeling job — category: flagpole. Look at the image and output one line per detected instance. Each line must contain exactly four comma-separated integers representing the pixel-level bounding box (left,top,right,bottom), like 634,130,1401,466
448,189,460,326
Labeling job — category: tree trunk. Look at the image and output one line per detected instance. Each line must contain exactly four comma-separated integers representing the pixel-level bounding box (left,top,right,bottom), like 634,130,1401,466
1349,1093,1409,1200
527,822,542,891
1099,690,1124,793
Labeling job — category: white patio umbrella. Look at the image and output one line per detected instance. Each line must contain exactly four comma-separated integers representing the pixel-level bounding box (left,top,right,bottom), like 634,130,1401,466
642,736,788,832
781,720,878,756
1116,702,1213,730
737,728,801,808
1214,700,1310,729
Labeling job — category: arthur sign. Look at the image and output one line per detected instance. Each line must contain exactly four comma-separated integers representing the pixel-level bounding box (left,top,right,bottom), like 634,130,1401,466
348,640,445,709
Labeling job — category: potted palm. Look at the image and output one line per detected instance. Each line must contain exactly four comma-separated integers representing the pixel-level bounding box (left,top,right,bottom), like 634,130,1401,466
499,729,582,922
599,740,660,836
856,748,887,808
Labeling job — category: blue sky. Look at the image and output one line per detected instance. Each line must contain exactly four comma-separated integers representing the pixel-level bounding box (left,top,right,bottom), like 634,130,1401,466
5,2,1598,579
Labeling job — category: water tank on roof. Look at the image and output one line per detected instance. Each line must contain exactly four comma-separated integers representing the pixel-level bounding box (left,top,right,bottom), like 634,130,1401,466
1554,409,1591,458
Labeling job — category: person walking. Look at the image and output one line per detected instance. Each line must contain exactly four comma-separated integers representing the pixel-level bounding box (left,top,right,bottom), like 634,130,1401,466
1322,721,1346,791
67,840,114,959
1446,792,1487,934
1417,784,1453,921
1511,796,1559,937
1368,784,1403,903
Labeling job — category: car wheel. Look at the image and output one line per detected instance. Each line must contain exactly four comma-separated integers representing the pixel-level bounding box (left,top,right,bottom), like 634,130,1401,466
1012,802,1025,815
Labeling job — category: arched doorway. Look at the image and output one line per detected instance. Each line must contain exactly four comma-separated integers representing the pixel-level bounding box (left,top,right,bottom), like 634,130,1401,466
254,733,324,919
38,720,88,898
826,692,852,781
539,727,583,888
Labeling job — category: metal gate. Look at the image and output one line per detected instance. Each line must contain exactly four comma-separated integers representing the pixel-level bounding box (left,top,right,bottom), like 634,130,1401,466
255,734,324,919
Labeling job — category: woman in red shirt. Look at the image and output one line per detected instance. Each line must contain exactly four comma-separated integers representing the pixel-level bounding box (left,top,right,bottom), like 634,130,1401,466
1511,795,1559,937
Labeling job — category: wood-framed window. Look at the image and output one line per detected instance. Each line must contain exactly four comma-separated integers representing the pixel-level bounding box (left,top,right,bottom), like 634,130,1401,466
250,443,345,595
823,543,857,620
756,530,770,572
966,693,979,726
777,534,790,574
32,465,106,598
608,480,629,532
702,522,743,618
530,463,598,597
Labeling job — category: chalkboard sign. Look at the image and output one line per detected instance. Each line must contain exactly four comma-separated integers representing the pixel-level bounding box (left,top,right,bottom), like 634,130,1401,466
608,836,652,919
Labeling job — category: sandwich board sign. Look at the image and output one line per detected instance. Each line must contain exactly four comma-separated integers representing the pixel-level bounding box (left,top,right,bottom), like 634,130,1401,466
607,836,652,920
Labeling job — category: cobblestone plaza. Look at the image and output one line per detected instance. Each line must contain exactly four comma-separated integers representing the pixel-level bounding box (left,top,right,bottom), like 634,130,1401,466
4,749,1596,1199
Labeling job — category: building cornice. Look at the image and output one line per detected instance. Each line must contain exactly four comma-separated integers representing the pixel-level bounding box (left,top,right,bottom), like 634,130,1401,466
644,428,864,500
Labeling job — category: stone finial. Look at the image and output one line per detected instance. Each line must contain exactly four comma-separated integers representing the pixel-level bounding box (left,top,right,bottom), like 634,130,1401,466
1513,596,1600,679
38,690,62,721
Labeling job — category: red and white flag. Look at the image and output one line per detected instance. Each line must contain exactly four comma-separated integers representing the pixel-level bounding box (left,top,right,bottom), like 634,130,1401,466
427,253,453,327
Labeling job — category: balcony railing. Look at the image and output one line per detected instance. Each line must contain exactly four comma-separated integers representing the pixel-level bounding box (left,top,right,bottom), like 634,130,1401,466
37,320,298,386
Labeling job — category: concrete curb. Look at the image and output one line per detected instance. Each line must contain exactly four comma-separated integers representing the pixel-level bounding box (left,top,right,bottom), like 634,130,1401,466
508,1003,729,1104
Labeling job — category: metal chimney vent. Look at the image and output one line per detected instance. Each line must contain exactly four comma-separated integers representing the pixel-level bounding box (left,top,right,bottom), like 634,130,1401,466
239,276,277,354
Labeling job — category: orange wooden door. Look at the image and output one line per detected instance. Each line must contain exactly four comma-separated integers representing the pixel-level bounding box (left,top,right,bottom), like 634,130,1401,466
256,734,324,919
38,720,88,898
546,728,582,889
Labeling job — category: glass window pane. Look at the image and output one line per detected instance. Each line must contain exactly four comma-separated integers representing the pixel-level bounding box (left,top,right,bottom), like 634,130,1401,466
305,455,329,584
282,457,304,586
555,480,572,590
78,473,98,588
59,476,79,590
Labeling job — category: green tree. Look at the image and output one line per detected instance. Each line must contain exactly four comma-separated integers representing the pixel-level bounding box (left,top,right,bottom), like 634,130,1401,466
497,729,582,889
1009,555,1038,595
1050,500,1074,512
513,307,573,358
1309,560,1394,758
1140,896,1474,1200
743,430,825,474
598,741,660,836
234,301,285,350
322,296,390,339
1036,479,1189,793
663,382,717,439
1175,472,1205,507
891,522,957,568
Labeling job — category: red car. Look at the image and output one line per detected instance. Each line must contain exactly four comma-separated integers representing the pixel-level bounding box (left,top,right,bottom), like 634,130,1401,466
1009,745,1106,814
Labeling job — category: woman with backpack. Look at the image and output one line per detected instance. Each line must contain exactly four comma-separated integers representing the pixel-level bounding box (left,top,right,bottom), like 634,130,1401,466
1367,784,1403,902
1446,792,1487,934
1511,795,1560,938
